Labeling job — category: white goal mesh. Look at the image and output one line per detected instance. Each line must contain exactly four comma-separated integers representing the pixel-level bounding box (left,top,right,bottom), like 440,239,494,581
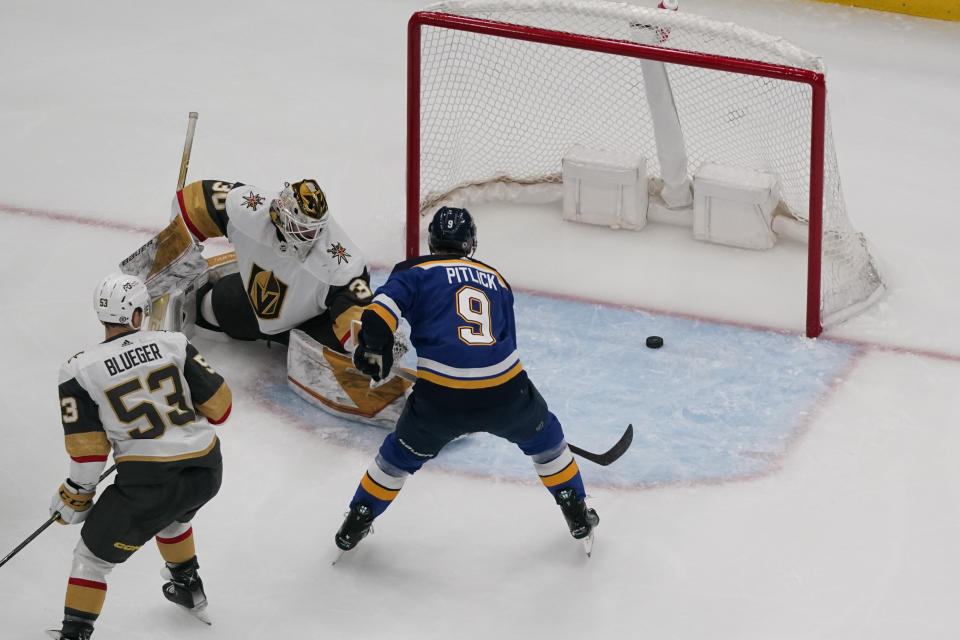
408,0,884,336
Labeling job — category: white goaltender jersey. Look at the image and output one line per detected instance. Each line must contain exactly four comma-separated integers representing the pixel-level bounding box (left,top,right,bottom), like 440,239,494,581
175,180,368,335
58,328,232,486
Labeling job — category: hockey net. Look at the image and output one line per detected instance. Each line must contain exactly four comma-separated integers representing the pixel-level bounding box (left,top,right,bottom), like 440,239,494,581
406,0,884,337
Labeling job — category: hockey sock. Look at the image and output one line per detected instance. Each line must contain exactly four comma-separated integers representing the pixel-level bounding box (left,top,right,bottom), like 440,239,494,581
350,454,409,518
63,541,114,627
515,414,587,499
156,522,196,565
531,443,586,500
63,581,105,629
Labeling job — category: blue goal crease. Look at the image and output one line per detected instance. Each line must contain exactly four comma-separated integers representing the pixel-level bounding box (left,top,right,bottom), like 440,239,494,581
264,271,857,488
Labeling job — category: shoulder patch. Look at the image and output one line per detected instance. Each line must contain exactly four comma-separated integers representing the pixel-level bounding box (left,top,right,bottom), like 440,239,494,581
240,190,266,211
327,242,352,264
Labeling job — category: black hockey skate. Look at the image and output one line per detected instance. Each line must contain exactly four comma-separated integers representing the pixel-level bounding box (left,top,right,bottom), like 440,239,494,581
555,488,599,546
161,556,210,624
335,503,374,552
46,620,93,640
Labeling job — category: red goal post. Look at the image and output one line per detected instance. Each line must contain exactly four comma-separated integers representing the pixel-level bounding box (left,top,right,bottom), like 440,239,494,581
406,1,884,337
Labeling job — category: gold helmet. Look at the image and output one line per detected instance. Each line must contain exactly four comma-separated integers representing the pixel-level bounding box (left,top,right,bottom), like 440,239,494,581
270,179,329,260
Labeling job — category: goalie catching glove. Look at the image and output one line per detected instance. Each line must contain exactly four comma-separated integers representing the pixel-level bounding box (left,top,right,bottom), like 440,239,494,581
49,478,95,525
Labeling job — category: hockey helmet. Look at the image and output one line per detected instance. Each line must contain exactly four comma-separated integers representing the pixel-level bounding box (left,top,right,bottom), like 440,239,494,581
93,272,151,328
270,179,329,260
428,206,477,256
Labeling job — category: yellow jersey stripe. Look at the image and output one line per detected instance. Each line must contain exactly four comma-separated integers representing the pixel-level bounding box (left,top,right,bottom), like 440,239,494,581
416,361,523,389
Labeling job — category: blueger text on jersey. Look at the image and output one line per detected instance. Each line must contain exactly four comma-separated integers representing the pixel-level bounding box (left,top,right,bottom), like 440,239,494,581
103,342,163,376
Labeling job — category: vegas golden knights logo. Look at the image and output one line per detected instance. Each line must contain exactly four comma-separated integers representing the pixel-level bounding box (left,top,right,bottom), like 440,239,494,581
246,264,288,320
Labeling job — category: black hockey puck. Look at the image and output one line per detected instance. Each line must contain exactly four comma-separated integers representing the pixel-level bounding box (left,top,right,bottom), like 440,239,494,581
645,335,664,349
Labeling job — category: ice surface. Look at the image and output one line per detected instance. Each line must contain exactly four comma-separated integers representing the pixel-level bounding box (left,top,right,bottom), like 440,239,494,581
2,1,960,638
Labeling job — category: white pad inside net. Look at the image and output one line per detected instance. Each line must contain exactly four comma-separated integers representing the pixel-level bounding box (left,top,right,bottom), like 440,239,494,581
413,0,884,331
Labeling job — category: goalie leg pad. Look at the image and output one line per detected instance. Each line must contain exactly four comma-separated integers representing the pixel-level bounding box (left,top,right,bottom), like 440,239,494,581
141,250,240,337
286,330,412,428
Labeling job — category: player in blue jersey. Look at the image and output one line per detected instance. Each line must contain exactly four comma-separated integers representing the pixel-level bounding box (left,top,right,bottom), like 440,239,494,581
335,206,599,553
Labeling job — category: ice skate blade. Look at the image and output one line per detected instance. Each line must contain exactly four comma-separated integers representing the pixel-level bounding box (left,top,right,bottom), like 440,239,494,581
332,547,351,565
46,631,89,639
177,602,212,625
581,532,595,557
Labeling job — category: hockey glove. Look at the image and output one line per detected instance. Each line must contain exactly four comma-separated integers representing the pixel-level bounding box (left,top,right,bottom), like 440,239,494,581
49,478,95,525
353,336,394,382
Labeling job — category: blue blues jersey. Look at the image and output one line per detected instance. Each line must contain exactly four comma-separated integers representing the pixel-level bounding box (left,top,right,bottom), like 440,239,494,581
362,254,528,407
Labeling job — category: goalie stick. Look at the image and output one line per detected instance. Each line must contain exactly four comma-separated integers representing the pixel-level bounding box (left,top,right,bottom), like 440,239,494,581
120,112,208,331
120,112,204,287
0,465,118,570
177,112,198,191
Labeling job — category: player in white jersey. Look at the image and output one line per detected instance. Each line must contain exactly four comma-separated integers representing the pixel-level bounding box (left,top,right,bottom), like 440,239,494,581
49,273,232,640
175,178,371,348
171,177,410,425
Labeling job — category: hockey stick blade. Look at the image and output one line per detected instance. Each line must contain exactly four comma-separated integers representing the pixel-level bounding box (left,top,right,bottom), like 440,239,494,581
568,424,633,466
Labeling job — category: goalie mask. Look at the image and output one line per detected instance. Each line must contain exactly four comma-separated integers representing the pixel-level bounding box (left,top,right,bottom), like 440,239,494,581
270,179,329,260
428,206,477,256
93,272,151,328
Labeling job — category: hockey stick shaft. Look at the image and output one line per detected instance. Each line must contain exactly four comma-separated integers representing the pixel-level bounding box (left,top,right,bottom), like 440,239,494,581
176,112,199,191
0,464,118,570
119,112,202,280
568,424,634,466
